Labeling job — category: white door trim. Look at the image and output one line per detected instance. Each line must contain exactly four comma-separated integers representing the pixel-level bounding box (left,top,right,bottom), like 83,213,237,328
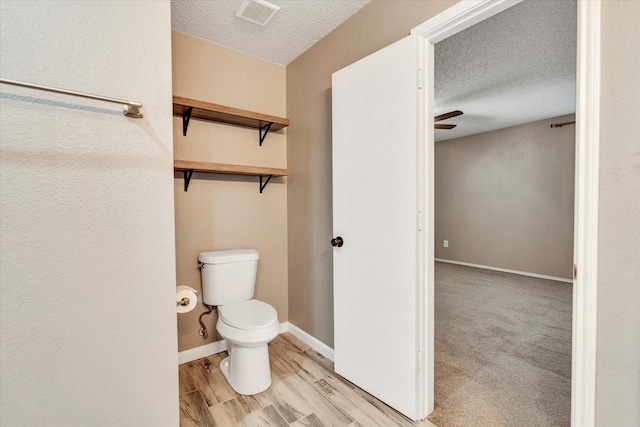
571,1,600,426
411,0,600,424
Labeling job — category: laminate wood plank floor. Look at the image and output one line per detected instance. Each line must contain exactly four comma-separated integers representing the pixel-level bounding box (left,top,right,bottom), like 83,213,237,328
179,333,437,427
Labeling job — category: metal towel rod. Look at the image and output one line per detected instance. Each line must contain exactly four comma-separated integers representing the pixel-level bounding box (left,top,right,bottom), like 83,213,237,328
0,78,144,118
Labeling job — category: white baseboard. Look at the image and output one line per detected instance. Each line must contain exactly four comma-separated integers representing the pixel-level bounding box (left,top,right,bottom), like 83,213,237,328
279,322,289,333
435,258,573,283
178,339,228,365
178,322,289,365
286,322,335,362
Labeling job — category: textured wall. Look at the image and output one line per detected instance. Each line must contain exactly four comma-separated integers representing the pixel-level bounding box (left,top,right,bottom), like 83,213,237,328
435,115,575,279
0,1,178,425
286,0,457,347
172,31,288,352
596,1,640,425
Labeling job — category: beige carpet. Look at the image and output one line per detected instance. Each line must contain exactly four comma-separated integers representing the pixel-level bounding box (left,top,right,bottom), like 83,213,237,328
428,262,572,427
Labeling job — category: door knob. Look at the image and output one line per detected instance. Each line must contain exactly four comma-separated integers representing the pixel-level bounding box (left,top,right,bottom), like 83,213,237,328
331,236,344,247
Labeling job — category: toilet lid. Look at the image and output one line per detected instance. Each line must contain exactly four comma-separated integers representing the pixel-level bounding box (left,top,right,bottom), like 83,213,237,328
218,300,277,331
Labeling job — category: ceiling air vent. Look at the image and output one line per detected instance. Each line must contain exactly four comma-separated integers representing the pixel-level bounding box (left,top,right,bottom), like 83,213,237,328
235,0,280,27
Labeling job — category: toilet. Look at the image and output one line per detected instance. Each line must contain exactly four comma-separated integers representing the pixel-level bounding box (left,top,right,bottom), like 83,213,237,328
198,249,279,395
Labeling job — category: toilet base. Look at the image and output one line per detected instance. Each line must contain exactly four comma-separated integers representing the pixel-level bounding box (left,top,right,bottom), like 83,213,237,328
220,343,272,395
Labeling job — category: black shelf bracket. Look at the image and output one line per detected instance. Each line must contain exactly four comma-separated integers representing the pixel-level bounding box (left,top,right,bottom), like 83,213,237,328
182,107,193,136
259,122,273,146
183,169,194,191
183,170,275,193
259,175,273,193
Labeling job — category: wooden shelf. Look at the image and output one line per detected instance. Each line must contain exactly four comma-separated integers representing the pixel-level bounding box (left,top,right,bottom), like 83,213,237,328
172,96,290,193
174,160,289,177
174,160,289,193
173,96,289,137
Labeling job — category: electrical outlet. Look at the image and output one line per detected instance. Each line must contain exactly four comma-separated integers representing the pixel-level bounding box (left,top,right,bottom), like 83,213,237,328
443,240,449,248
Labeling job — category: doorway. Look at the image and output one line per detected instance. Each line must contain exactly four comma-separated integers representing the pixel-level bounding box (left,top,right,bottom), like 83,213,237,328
413,0,601,424
430,1,576,424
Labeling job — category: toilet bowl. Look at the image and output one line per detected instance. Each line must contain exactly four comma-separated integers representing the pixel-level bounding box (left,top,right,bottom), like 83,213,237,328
198,249,279,395
216,299,280,395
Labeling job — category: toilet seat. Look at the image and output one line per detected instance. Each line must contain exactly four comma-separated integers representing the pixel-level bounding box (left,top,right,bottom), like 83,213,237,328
218,299,277,331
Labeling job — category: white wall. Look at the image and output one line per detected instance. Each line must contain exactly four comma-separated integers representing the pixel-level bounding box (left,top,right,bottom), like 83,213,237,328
0,1,179,425
596,1,640,424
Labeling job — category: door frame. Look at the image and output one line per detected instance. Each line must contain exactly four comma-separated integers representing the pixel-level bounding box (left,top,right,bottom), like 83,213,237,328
411,1,600,424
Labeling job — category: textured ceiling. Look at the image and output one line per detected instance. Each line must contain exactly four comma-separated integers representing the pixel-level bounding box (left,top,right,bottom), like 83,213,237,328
435,0,577,141
171,0,576,142
171,0,370,66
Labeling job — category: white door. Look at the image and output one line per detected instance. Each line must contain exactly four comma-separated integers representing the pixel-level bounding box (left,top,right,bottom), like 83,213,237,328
332,35,422,420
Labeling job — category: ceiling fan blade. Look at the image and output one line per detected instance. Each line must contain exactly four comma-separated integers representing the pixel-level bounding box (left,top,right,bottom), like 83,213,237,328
434,110,464,122
435,124,457,130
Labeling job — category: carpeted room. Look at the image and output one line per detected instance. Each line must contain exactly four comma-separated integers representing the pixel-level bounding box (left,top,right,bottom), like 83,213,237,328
430,1,576,425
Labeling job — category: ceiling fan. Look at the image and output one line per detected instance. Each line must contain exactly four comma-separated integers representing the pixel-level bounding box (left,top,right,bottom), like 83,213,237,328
434,110,463,129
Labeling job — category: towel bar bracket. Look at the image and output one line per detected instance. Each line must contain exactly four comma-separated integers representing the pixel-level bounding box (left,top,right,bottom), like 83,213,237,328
123,104,144,118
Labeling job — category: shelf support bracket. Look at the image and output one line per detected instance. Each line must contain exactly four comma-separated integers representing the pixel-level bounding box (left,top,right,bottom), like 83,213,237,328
182,107,193,136
259,175,273,193
183,169,194,191
259,122,273,146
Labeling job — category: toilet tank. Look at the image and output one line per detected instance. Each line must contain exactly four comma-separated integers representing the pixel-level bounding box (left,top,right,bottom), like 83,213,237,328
198,249,259,306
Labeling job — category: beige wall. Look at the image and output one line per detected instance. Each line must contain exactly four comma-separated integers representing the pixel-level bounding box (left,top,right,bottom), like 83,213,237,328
172,31,288,352
288,1,640,422
286,0,457,347
435,115,575,279
596,1,640,425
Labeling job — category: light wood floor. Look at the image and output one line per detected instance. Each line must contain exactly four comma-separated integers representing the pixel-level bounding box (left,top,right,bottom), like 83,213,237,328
179,333,436,427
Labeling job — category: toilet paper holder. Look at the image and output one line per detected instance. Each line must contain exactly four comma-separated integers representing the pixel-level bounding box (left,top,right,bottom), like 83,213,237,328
176,285,198,314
